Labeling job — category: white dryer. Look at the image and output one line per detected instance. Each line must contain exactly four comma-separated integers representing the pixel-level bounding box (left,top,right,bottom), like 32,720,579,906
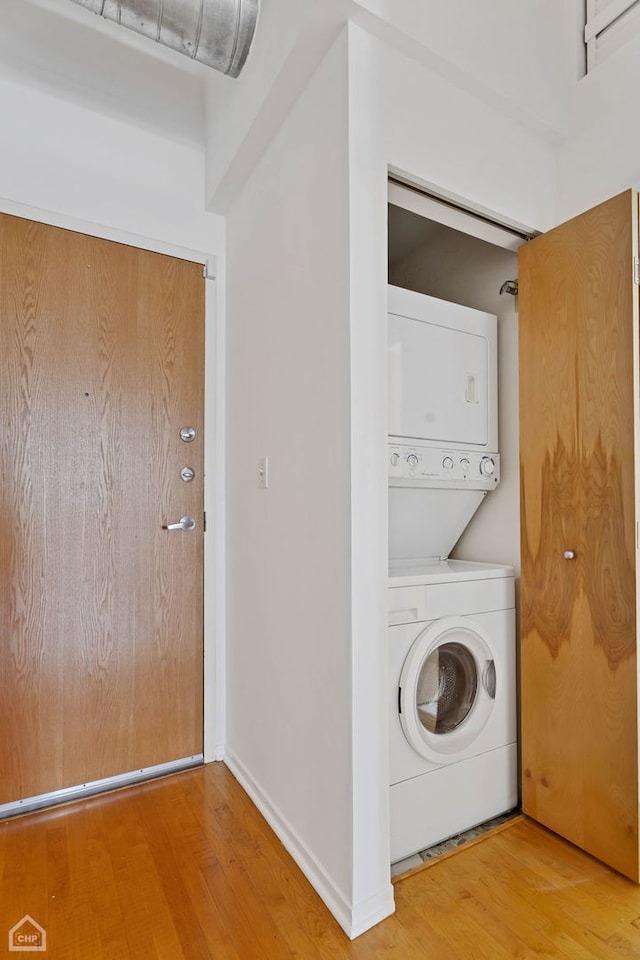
388,283,498,452
388,559,517,864
388,284,500,565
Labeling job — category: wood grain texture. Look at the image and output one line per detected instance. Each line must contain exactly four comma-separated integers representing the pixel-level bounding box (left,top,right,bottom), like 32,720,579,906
2,763,640,958
0,214,204,802
518,189,639,880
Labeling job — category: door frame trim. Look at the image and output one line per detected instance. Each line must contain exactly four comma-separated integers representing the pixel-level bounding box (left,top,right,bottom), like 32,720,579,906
0,196,223,765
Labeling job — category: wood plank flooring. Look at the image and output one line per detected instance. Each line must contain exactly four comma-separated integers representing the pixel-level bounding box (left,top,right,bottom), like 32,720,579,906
1,761,640,958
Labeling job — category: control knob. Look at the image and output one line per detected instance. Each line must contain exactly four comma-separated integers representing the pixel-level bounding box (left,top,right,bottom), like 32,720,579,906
442,456,454,470
390,451,400,467
459,457,470,472
406,454,419,468
480,456,496,477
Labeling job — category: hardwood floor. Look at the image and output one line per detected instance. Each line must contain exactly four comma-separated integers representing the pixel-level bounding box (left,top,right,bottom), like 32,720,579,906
1,762,639,958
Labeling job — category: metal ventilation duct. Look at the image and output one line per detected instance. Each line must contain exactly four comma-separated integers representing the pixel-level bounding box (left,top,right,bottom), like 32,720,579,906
69,0,259,78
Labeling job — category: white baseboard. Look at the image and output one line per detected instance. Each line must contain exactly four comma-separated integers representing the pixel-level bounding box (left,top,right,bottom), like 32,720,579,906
224,749,395,939
350,886,396,939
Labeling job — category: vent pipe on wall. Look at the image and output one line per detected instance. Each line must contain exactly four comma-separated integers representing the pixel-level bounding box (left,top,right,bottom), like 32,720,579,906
69,0,259,78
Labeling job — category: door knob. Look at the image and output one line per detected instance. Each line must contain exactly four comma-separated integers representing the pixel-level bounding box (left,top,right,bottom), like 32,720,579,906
163,515,196,531
563,550,576,560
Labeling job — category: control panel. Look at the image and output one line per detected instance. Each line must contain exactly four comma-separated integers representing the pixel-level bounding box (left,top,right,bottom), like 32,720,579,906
388,443,500,489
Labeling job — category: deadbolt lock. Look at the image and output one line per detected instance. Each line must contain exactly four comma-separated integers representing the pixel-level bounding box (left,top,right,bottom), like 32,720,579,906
179,426,196,443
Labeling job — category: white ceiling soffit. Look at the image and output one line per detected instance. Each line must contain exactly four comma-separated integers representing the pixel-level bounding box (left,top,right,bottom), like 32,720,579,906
388,180,532,253
69,0,259,77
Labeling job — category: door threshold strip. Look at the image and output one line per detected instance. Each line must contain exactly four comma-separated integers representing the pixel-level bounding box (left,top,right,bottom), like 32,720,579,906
0,755,204,820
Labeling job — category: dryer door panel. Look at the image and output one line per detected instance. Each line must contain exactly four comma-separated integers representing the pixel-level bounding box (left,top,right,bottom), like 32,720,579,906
389,313,489,446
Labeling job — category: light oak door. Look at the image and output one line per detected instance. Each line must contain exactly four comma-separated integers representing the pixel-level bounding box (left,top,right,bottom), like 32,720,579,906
519,189,639,880
0,214,205,804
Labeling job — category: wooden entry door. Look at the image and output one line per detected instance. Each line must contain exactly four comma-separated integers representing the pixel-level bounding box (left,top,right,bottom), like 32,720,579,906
518,190,639,879
0,215,205,804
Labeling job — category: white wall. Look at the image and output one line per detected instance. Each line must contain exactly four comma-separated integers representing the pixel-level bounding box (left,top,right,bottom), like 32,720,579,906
3,0,205,147
0,0,220,252
374,45,557,232
205,0,568,214
558,30,640,218
224,29,377,937
353,0,568,140
205,0,347,210
0,71,220,254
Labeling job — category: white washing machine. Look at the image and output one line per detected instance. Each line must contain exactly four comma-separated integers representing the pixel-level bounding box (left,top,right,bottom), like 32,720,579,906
388,559,517,863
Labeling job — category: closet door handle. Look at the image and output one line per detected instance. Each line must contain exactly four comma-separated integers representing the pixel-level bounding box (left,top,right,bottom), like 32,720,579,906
563,550,576,560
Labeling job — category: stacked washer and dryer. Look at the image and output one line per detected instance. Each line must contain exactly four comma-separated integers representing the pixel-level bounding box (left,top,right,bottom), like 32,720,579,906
387,284,517,865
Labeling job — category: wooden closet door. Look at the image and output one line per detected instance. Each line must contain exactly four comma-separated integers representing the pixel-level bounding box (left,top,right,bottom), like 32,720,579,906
519,189,639,880
0,215,205,804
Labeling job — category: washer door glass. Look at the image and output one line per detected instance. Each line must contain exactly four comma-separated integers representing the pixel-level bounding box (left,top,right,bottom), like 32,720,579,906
416,641,477,734
399,617,496,761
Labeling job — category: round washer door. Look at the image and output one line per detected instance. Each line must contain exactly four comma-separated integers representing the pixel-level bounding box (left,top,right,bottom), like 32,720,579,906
399,616,497,762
